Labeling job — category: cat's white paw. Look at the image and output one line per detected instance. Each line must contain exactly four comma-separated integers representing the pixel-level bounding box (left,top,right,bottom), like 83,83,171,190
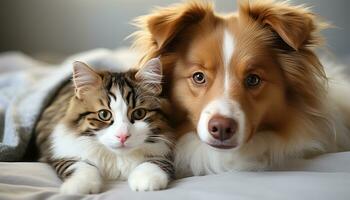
60,177,102,194
60,162,103,194
128,162,169,191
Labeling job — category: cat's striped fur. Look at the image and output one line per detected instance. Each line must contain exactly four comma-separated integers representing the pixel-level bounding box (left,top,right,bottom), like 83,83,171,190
35,58,174,193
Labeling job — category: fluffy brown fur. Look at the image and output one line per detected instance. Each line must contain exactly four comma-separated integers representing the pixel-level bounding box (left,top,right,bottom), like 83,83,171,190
132,0,350,176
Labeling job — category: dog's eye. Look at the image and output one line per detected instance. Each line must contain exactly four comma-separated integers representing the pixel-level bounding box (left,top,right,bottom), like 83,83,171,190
132,108,147,121
245,74,261,88
192,72,206,84
98,109,112,121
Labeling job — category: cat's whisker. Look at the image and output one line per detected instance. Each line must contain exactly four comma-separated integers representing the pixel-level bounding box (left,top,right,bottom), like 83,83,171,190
148,135,175,146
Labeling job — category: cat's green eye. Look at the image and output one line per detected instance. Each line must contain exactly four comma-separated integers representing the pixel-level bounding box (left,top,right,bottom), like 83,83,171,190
132,108,147,121
98,109,112,121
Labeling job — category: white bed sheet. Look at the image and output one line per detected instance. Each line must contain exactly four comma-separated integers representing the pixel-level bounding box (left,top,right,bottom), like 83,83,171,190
1,152,350,200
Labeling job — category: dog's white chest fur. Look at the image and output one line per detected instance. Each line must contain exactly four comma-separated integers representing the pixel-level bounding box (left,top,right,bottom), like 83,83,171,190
174,132,266,177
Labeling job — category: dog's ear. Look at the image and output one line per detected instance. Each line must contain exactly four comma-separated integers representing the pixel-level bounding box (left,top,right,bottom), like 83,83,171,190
239,0,324,50
133,2,213,51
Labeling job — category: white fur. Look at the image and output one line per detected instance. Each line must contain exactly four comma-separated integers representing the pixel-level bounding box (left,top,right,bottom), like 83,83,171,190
128,162,168,191
322,59,350,149
175,61,350,177
52,124,170,193
60,162,102,194
175,129,331,177
52,124,139,180
223,30,235,95
52,123,170,178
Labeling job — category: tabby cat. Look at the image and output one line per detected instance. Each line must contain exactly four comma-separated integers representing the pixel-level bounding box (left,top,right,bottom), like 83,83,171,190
35,58,174,194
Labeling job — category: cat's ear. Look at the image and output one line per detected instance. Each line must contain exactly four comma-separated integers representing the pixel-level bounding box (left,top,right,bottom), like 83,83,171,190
72,61,102,99
135,58,162,95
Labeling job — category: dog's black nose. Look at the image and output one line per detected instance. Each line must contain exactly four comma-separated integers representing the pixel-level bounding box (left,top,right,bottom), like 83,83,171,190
208,115,237,141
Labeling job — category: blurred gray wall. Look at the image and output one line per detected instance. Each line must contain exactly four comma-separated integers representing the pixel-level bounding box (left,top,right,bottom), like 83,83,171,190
0,0,349,62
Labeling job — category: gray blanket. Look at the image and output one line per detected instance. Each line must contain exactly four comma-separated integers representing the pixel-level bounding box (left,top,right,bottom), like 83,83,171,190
0,48,139,161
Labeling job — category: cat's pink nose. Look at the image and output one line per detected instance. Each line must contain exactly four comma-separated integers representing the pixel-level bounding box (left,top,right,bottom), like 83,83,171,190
116,134,130,144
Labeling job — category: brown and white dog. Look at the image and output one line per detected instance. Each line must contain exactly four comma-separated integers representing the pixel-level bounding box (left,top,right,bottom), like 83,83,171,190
132,0,350,177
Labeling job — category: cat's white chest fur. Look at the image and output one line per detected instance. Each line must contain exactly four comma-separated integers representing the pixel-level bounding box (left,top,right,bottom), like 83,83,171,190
50,124,145,180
